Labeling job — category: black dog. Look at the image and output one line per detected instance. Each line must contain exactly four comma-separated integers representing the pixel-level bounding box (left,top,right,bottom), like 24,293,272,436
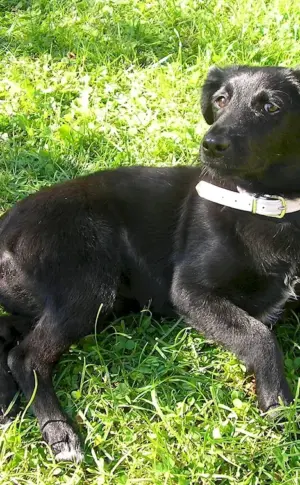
1,65,300,461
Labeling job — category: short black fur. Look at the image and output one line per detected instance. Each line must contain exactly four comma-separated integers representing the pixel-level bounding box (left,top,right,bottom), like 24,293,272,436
1,65,300,461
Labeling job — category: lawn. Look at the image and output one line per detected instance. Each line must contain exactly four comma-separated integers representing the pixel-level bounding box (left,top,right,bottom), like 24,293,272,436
0,0,300,483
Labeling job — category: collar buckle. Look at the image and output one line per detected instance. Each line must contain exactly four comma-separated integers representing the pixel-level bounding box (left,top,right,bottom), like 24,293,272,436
269,195,286,218
252,194,287,218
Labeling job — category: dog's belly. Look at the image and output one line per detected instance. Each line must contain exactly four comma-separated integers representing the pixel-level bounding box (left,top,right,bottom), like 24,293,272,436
121,229,174,315
118,257,174,316
118,276,173,315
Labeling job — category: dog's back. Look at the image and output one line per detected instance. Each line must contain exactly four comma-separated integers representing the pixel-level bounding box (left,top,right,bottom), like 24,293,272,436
0,166,200,317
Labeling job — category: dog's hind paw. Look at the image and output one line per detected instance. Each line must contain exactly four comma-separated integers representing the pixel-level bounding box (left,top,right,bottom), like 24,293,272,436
0,400,19,427
0,413,14,428
54,445,83,463
42,420,83,463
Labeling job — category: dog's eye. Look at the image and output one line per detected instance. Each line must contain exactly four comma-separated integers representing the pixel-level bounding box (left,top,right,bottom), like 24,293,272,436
264,103,280,114
214,96,228,109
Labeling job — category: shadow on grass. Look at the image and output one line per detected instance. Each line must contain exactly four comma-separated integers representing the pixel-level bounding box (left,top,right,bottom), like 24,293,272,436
0,0,216,66
0,129,132,208
0,0,31,11
56,308,300,417
0,2,177,65
47,305,300,455
55,311,236,423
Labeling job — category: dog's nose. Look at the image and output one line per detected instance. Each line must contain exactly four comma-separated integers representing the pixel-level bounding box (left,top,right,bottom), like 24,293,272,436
202,134,230,156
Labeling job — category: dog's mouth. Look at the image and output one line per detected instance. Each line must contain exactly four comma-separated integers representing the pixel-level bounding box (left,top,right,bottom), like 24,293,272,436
201,157,241,178
201,146,237,174
201,147,270,182
201,154,271,196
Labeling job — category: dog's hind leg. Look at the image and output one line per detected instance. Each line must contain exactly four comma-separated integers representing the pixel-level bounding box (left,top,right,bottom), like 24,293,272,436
8,312,85,461
0,315,33,423
7,272,118,462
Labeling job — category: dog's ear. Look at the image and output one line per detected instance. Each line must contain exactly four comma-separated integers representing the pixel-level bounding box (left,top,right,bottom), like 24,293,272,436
201,66,225,125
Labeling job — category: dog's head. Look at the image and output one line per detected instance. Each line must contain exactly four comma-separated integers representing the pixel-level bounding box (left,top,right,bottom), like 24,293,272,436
200,66,300,195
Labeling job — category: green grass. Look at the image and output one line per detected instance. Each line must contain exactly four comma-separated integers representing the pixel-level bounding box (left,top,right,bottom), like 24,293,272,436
1,0,300,483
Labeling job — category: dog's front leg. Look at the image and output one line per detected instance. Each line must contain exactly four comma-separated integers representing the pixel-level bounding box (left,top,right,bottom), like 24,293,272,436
171,275,292,412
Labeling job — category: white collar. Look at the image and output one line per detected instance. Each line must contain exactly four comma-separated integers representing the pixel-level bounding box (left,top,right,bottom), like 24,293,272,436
195,180,300,219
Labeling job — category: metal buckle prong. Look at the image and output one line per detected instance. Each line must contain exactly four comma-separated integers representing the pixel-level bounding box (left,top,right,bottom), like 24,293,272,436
272,195,286,219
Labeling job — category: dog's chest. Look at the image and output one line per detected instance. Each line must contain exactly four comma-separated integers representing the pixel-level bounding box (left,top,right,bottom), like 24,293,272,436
258,270,300,325
237,221,300,325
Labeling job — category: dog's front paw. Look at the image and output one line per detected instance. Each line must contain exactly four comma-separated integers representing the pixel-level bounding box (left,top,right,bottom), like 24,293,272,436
263,403,288,420
257,380,293,415
42,420,83,463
